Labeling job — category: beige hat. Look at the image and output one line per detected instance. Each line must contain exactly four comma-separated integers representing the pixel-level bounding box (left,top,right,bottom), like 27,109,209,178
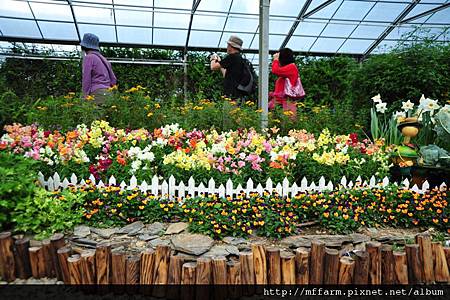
227,35,243,50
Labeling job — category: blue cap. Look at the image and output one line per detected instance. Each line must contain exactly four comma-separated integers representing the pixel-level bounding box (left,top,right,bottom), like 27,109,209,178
80,33,100,51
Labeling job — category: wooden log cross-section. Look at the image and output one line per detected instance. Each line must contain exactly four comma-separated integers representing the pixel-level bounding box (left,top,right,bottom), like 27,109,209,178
416,234,435,284
239,251,255,296
50,233,66,281
338,256,355,284
29,246,46,279
227,260,241,300
393,251,408,284
57,246,72,284
309,240,325,284
152,245,171,298
111,251,126,284
41,239,54,278
167,255,185,300
68,256,83,284
95,243,111,284
126,255,140,285
14,238,31,279
324,248,340,284
295,247,309,284
81,250,96,284
252,244,267,284
266,247,281,284
181,262,196,300
432,242,449,283
381,245,395,284
280,252,296,284
366,241,381,284
405,244,423,284
139,249,155,285
0,232,16,282
353,251,369,284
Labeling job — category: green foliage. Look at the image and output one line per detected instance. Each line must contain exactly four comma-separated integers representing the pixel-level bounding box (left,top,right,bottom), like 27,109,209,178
12,189,85,240
0,152,39,230
352,41,450,109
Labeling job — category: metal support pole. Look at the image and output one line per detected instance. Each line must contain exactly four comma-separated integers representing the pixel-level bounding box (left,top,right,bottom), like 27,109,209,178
259,0,270,130
183,53,188,103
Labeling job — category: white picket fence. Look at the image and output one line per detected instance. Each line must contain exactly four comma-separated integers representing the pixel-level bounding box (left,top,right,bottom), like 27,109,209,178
37,172,447,199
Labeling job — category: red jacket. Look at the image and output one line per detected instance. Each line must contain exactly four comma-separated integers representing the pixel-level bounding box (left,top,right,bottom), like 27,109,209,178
271,60,298,100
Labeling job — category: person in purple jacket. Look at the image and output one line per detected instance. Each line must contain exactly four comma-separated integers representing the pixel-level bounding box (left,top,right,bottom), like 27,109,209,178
80,33,117,105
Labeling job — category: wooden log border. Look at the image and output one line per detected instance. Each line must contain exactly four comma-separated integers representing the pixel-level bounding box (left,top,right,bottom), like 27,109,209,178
1,232,450,288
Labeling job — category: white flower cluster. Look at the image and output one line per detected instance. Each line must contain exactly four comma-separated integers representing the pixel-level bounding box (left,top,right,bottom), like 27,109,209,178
128,145,155,174
161,123,182,138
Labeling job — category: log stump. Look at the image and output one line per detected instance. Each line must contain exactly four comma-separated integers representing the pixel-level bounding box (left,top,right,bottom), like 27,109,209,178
294,247,309,284
0,232,16,282
354,251,369,284
366,241,381,284
324,248,339,284
309,240,325,284
14,238,31,279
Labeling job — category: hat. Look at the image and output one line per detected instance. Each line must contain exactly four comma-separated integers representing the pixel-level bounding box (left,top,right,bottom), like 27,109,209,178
227,35,243,50
397,117,422,131
80,33,100,51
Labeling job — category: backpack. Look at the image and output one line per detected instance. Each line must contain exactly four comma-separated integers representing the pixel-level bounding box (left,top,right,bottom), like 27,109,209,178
237,56,257,95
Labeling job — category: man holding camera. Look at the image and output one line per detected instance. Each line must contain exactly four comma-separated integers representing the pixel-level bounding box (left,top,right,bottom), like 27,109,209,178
210,35,249,100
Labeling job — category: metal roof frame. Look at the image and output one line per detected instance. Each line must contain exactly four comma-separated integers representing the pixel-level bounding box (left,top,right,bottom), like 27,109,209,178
0,0,448,57
363,0,421,59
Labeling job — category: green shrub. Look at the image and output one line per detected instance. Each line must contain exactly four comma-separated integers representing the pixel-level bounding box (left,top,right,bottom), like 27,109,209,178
0,152,39,230
12,188,85,239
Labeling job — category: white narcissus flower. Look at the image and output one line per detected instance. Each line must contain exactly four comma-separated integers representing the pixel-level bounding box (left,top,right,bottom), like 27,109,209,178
393,111,406,119
419,98,440,113
371,94,382,103
401,100,414,111
375,102,387,113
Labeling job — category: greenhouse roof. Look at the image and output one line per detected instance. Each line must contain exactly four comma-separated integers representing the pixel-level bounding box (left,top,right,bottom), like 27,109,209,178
0,0,449,58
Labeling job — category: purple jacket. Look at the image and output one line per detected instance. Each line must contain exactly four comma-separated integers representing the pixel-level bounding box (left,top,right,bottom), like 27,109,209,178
82,51,117,96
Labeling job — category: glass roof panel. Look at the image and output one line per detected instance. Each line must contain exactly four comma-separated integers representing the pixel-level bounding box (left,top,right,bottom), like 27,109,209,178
305,0,330,16
189,30,222,47
115,8,152,27
0,0,33,19
403,4,441,21
154,0,193,10
78,24,116,42
38,21,78,40
114,0,152,6
310,37,346,53
73,5,115,25
385,26,418,40
197,0,232,13
29,2,73,22
426,7,450,23
72,0,112,4
332,0,374,20
269,19,296,34
270,0,306,17
294,21,327,37
309,0,343,19
286,36,317,51
365,2,408,22
269,34,285,50
153,10,190,29
337,38,374,54
191,13,226,31
0,17,41,38
153,28,187,46
230,0,259,15
224,16,258,33
350,24,389,39
321,23,357,38
117,26,151,44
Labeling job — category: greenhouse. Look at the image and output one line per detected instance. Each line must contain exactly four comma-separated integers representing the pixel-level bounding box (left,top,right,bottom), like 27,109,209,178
0,0,450,294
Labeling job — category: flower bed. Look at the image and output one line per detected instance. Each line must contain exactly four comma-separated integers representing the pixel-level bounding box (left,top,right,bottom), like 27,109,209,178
0,121,391,185
13,182,449,239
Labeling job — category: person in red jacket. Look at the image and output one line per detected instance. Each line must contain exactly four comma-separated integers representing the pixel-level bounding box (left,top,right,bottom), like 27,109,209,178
269,48,298,118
